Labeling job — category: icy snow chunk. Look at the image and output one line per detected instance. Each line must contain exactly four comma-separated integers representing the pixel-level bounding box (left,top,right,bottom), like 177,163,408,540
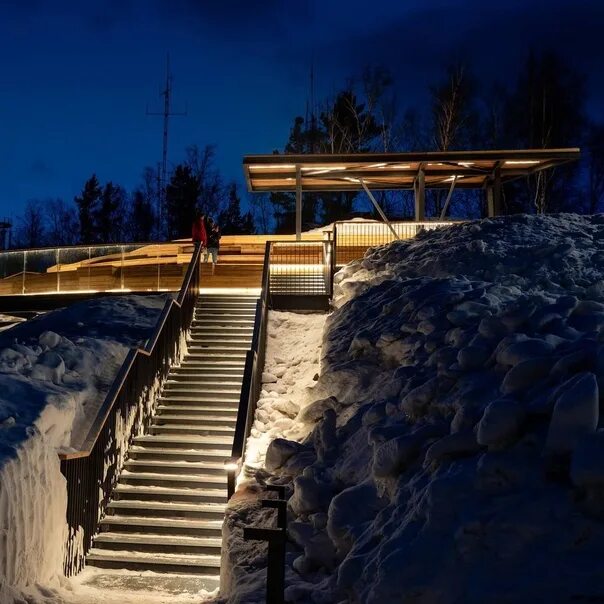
500,357,553,394
424,431,482,466
457,344,490,370
546,372,599,453
571,430,604,487
327,482,383,555
262,372,278,383
290,468,331,516
265,438,306,472
0,348,27,373
38,331,61,349
299,396,339,423
477,399,525,448
497,338,554,367
373,434,422,478
30,351,65,385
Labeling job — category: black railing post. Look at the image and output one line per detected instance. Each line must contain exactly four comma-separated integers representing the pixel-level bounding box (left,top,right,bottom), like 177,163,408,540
243,527,286,604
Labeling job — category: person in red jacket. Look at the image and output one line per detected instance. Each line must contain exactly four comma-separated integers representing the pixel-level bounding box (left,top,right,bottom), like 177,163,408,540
192,210,207,248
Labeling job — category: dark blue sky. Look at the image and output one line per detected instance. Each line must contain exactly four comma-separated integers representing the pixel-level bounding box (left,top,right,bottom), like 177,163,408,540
1,0,603,218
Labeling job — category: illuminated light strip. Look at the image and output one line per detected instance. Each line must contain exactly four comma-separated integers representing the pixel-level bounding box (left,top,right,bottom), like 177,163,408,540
248,164,296,170
504,160,541,165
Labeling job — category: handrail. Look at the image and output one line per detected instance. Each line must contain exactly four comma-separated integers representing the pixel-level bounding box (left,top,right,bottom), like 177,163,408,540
1,239,187,255
227,242,271,497
59,242,202,460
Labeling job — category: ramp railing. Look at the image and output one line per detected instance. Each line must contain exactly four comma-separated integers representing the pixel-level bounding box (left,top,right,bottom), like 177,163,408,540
58,244,202,576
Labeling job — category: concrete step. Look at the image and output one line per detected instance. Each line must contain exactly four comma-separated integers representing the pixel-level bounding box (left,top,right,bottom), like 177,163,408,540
194,308,256,316
99,515,223,538
169,370,245,380
185,351,248,359
162,382,241,400
132,434,232,450
188,343,251,351
192,318,255,325
120,470,226,489
153,412,237,424
190,325,255,332
188,334,253,343
86,550,221,575
150,423,235,437
128,445,231,463
156,404,238,415
124,458,226,475
164,379,242,388
158,395,240,405
113,484,227,504
93,532,222,556
106,499,226,520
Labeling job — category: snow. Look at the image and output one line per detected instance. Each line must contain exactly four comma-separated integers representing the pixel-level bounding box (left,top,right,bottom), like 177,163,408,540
225,214,604,603
0,295,167,601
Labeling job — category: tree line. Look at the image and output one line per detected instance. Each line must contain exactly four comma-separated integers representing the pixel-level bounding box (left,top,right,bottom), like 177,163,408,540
12,144,254,248
10,48,604,247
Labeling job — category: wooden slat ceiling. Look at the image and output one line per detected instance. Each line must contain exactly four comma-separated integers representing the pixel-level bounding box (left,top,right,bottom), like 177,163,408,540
243,149,581,192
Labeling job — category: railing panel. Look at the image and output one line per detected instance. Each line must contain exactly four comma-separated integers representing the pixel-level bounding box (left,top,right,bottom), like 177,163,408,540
333,220,456,266
268,241,329,296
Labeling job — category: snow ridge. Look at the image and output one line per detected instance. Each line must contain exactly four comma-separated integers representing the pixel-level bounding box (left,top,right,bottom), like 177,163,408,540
231,214,604,603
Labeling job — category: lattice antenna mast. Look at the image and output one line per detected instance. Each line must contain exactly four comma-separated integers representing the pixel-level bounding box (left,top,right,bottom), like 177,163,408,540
147,54,187,239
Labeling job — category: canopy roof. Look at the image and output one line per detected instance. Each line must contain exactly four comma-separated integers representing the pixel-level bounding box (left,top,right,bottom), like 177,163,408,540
243,148,580,192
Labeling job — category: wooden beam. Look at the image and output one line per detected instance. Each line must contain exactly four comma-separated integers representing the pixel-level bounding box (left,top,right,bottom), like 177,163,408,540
414,165,425,221
295,166,302,241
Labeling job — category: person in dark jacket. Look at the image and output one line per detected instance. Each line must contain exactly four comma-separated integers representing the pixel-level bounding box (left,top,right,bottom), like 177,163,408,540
192,210,207,248
205,217,221,273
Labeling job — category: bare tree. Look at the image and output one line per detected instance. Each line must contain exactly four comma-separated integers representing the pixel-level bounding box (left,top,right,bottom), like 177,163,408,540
185,144,226,218
45,198,79,245
15,200,46,248
249,193,273,233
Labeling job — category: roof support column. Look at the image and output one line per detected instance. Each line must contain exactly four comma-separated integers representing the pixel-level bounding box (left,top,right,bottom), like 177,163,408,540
295,166,302,241
414,165,425,222
486,163,502,217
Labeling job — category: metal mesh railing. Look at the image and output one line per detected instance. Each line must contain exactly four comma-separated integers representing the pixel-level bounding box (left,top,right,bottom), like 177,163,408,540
332,220,456,266
268,241,331,296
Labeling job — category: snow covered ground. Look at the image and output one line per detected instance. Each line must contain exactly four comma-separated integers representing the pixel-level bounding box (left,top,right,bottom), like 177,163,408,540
225,214,604,603
0,295,167,603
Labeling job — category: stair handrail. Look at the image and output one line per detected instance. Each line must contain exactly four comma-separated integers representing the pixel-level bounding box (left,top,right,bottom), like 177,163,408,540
59,243,202,575
227,241,271,497
59,242,202,460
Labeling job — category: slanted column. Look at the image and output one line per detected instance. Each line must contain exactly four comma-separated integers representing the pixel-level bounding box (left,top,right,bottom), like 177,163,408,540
414,165,425,222
295,166,302,241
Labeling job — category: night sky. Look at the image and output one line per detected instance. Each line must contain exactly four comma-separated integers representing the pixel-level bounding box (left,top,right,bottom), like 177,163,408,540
2,0,604,218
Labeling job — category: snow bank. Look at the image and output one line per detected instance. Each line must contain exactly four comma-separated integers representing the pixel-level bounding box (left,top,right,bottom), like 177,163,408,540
228,214,604,603
0,295,166,599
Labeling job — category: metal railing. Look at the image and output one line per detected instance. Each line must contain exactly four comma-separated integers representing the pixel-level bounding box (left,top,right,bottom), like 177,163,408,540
227,242,271,497
58,244,203,576
332,220,456,267
268,240,332,297
0,242,194,296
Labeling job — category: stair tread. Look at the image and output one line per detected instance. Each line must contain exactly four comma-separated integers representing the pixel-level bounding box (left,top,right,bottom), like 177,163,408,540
95,533,222,547
115,484,227,497
154,413,237,420
165,379,242,386
108,500,226,512
87,550,221,566
101,515,224,530
128,446,230,459
121,470,226,483
152,424,235,432
124,460,225,471
134,434,233,444
156,405,238,413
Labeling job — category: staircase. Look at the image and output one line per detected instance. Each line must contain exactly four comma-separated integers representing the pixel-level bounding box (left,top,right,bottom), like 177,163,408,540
85,293,258,591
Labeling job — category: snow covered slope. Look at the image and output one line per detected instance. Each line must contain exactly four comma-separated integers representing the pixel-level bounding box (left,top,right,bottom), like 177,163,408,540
0,295,166,600
228,214,604,603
